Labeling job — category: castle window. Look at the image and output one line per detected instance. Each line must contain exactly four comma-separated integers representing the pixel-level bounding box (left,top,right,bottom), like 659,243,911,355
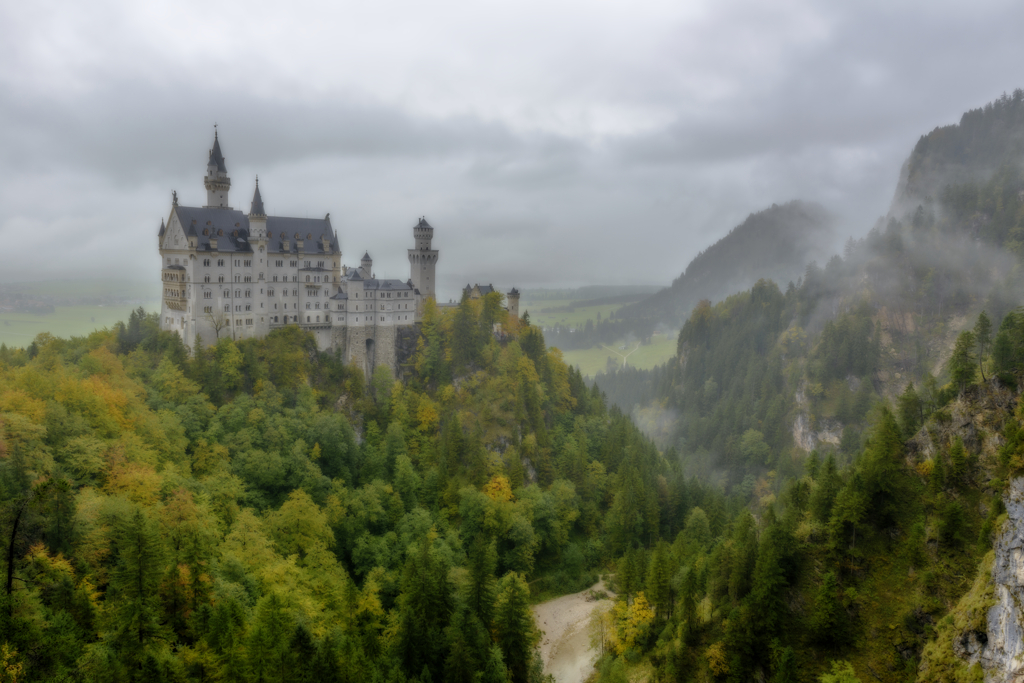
306,303,311,310
204,306,212,313
315,303,320,309
204,291,211,299
203,259,210,266
235,306,241,312
204,275,210,283
306,276,310,282
244,276,251,283
273,275,278,282
245,305,251,311
292,289,297,296
292,276,297,282
234,260,240,266
307,316,310,322
235,290,240,297
246,319,253,325
290,261,297,267
218,275,224,283
244,260,251,267
234,275,240,282
316,316,320,322
244,290,250,297
224,305,230,312
166,258,171,265
304,261,311,268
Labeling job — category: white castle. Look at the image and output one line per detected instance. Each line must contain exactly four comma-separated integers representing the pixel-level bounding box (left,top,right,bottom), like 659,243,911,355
158,131,520,376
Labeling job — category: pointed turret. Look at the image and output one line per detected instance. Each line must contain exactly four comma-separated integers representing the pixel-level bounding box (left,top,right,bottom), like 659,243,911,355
248,176,267,241
203,127,232,209
250,176,266,217
209,130,227,173
360,251,373,279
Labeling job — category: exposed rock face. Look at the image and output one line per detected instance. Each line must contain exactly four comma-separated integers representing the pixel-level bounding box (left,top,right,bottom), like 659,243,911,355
791,413,841,452
981,477,1024,681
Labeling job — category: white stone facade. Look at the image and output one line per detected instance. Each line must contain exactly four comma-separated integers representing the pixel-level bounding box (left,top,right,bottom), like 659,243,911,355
158,133,519,378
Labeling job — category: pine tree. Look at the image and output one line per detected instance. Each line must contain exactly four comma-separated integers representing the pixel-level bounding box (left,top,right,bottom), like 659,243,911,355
493,572,537,683
106,507,168,670
948,330,978,392
949,436,968,485
896,382,922,439
810,572,846,646
975,310,993,381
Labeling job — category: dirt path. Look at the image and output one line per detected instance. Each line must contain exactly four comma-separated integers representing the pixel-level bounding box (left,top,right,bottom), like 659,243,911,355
533,581,615,683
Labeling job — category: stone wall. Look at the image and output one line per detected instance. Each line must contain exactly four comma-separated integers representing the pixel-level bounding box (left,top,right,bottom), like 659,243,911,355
375,325,396,377
396,325,420,380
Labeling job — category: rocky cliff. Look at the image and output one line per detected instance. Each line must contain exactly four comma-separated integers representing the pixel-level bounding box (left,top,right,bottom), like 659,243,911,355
919,477,1024,683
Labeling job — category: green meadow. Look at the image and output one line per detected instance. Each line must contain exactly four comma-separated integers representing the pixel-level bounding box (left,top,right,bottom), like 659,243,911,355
0,303,161,349
0,279,160,348
558,331,676,377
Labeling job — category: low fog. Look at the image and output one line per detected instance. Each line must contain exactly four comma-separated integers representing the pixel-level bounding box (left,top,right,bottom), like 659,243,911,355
3,0,1024,298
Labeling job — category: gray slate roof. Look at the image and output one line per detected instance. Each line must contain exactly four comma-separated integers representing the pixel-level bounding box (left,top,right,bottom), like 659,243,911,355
171,206,339,254
208,133,227,172
250,180,265,216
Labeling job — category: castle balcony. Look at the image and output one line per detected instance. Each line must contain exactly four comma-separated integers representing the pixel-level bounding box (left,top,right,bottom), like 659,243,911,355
162,266,187,282
164,289,188,312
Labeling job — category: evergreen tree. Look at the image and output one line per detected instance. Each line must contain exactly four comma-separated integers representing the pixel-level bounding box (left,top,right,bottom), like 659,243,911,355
106,507,168,671
948,436,968,485
948,330,978,392
493,572,537,683
975,310,993,381
896,382,923,439
810,572,847,646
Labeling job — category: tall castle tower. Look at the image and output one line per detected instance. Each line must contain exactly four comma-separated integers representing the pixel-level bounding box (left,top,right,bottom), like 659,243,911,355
204,130,231,208
507,287,520,321
408,217,438,299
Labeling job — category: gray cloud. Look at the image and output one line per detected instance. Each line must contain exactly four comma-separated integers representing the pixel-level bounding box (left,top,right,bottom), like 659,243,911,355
2,0,1024,298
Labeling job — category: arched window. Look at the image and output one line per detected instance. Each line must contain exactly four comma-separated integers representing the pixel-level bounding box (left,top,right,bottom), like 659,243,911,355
306,316,310,322
305,275,310,282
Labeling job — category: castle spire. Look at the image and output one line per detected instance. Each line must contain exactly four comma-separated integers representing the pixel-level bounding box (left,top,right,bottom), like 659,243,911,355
204,126,232,209
250,176,265,216
208,128,227,173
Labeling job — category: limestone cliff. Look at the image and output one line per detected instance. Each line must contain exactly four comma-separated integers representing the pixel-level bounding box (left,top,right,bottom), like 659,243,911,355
919,477,1024,683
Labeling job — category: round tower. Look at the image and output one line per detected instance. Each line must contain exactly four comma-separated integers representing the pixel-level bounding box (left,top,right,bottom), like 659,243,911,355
360,251,373,279
407,217,438,300
204,129,232,209
507,287,520,321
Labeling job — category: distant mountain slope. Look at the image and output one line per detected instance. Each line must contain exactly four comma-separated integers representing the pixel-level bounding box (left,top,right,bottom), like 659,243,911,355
617,200,834,324
891,88,1024,217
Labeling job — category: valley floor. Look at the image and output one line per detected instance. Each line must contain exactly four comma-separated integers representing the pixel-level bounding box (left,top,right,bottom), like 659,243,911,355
533,580,616,683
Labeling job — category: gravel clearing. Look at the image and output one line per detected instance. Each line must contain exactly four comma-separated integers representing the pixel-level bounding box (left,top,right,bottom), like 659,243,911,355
532,580,615,683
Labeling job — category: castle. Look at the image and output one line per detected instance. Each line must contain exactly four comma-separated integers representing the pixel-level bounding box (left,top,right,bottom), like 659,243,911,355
158,131,520,376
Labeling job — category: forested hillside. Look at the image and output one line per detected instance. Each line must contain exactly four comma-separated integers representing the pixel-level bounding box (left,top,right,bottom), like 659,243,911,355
0,295,690,683
579,91,1024,682
616,201,835,327
892,88,1024,217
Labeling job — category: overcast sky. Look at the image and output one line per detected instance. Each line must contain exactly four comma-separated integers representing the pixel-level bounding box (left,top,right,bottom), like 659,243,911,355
2,0,1023,298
